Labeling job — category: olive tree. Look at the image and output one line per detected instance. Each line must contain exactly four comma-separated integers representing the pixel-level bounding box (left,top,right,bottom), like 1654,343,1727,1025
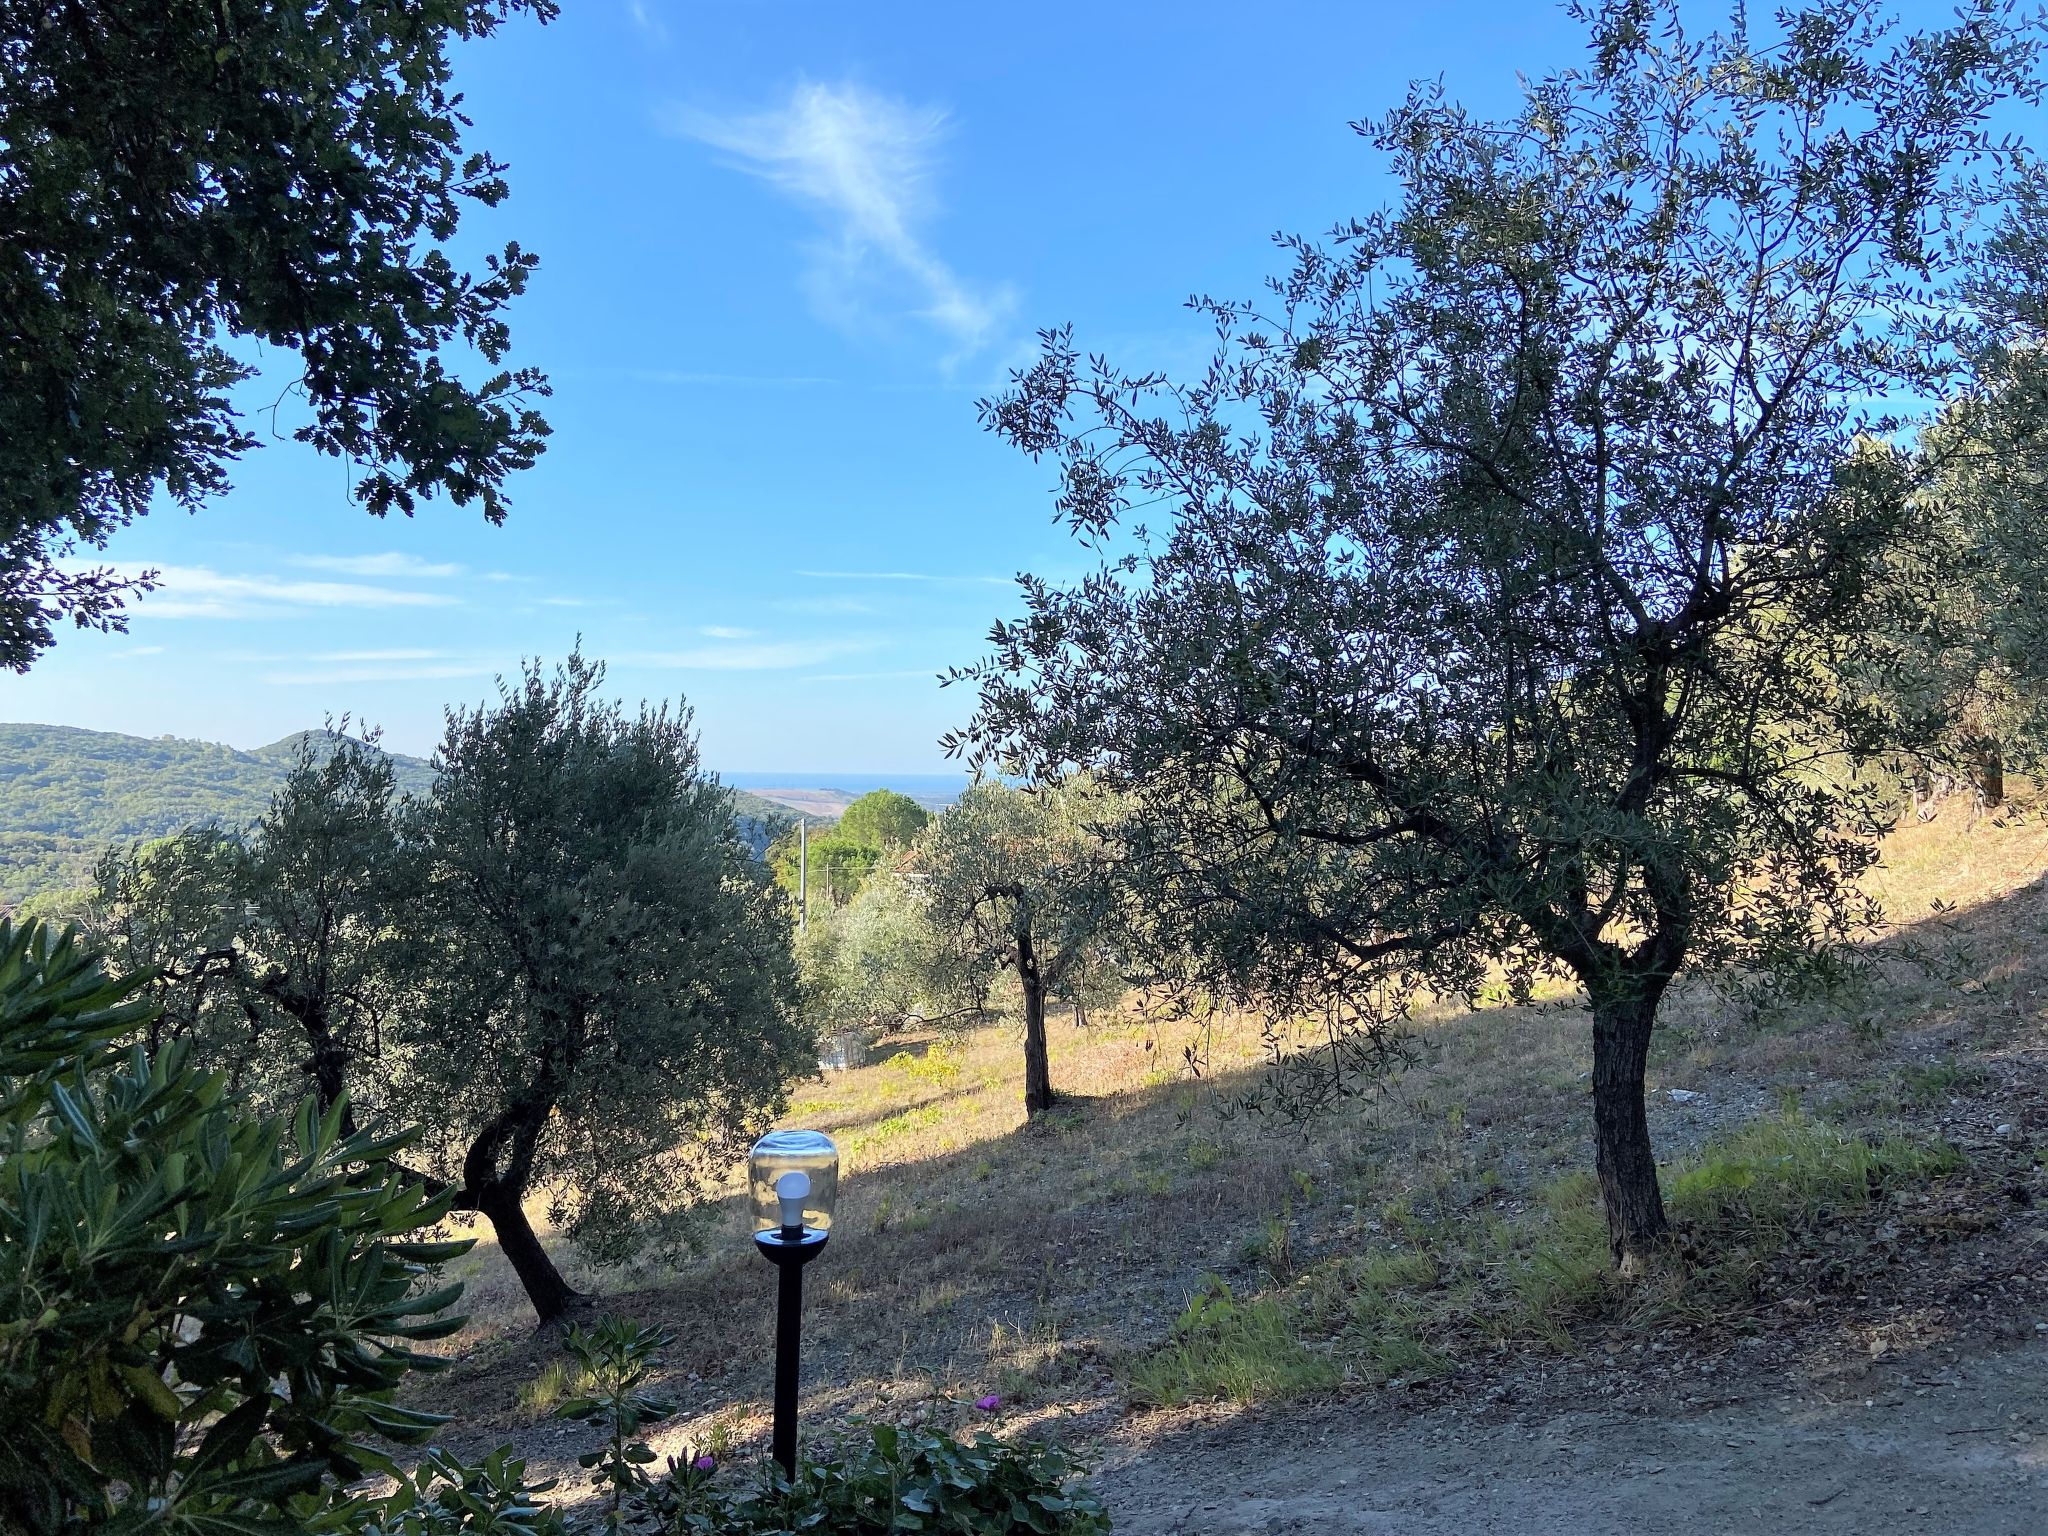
405,654,812,1321
916,781,1121,1117
88,732,412,1124
955,0,2045,1266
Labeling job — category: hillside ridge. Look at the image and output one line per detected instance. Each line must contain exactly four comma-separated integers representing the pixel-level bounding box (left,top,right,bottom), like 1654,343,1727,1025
0,721,794,907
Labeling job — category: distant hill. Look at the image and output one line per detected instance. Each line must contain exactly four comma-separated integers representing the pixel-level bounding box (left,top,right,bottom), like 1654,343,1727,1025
0,722,798,909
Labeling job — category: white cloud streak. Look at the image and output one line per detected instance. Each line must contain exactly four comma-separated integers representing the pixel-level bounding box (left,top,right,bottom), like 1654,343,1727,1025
263,662,491,686
796,569,1010,586
670,82,1016,355
112,564,461,621
620,638,878,672
287,552,467,579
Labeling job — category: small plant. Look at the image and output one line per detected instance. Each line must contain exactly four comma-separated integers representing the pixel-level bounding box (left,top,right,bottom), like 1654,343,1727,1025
313,1447,565,1536
554,1318,680,1534
1896,1059,1992,1107
882,1042,965,1089
1124,1276,1338,1408
518,1358,594,1421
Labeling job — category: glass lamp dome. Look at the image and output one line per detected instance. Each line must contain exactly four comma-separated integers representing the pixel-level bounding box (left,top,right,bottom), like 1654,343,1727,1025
748,1129,839,1235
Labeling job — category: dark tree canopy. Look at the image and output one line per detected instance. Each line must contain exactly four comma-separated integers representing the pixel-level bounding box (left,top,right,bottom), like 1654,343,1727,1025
956,0,2046,1265
0,0,555,670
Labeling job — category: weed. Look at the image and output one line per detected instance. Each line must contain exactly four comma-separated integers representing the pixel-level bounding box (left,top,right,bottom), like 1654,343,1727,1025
1896,1059,1992,1106
843,1103,947,1162
882,1042,965,1090
1124,1277,1339,1408
516,1357,594,1420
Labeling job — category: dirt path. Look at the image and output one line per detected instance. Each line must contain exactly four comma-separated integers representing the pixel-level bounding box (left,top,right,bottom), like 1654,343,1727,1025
1101,1337,2048,1534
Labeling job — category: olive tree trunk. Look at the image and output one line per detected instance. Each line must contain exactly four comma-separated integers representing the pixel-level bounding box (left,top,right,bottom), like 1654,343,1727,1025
1588,981,1670,1273
1978,744,2005,810
474,1182,582,1325
1016,932,1054,1117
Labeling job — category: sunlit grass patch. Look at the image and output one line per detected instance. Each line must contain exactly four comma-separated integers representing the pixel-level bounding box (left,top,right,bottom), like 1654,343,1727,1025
516,1357,595,1420
1125,1109,1966,1407
1124,1276,1340,1408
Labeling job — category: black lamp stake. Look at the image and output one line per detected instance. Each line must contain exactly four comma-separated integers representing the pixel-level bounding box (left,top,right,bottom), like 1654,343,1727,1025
753,1224,828,1478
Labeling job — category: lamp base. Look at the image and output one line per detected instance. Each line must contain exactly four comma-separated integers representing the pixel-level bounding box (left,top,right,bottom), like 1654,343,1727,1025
754,1227,829,1267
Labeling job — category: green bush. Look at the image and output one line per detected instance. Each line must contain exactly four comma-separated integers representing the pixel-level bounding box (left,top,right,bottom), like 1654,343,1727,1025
659,1424,1109,1536
0,919,546,1535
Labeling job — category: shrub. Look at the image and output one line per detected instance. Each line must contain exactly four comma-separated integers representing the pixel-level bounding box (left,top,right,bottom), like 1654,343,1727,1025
658,1424,1110,1536
0,919,509,1534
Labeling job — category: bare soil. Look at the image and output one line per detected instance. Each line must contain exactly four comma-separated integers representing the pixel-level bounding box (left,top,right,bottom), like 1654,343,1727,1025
1102,1331,2048,1533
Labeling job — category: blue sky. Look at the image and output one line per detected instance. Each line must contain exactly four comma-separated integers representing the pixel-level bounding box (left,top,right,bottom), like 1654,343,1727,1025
7,2,1638,771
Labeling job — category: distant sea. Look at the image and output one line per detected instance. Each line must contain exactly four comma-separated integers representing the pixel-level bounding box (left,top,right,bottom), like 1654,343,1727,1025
717,770,971,807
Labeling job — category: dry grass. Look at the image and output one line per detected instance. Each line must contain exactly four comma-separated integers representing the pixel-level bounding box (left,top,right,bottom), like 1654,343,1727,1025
418,802,2048,1455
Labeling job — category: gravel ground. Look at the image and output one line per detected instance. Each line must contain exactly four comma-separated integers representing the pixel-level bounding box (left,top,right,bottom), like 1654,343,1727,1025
1102,1333,2048,1534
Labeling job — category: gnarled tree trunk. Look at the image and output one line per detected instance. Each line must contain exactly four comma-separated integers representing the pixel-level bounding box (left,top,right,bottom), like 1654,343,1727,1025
1588,977,1670,1273
1978,744,2005,810
474,1182,581,1324
1016,932,1054,1116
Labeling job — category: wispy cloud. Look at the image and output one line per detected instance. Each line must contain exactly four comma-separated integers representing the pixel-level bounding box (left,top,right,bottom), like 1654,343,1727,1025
111,564,461,621
626,0,665,41
799,668,943,684
263,661,491,686
307,648,455,663
772,595,883,617
797,569,1010,586
609,368,840,388
621,638,878,672
287,552,467,580
669,82,1016,356
699,625,759,640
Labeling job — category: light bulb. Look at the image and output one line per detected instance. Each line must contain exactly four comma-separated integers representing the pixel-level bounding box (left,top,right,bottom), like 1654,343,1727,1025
775,1170,811,1234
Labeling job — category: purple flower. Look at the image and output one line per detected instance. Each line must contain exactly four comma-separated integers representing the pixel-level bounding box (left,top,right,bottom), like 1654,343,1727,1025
975,1395,1002,1412
692,1454,716,1473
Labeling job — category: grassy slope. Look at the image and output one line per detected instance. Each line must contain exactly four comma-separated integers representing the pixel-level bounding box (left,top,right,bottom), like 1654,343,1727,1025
425,804,2048,1468
0,722,795,906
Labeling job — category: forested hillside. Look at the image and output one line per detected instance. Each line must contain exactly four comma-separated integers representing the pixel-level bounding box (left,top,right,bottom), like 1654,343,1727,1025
0,722,793,907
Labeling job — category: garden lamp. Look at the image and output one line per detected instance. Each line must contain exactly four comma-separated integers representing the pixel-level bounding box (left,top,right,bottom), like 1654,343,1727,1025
748,1129,838,1476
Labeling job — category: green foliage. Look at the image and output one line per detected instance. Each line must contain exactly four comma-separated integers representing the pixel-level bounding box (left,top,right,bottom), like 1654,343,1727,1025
836,789,931,852
0,723,433,909
312,1449,564,1536
0,0,556,670
0,722,793,909
403,653,811,1315
0,918,475,1534
1123,1276,1339,1408
956,0,2047,1251
769,791,931,911
916,780,1128,1111
796,872,975,1036
553,1320,679,1535
657,1424,1110,1536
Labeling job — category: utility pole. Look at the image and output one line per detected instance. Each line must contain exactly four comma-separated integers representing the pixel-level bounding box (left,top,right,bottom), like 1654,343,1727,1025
798,819,808,930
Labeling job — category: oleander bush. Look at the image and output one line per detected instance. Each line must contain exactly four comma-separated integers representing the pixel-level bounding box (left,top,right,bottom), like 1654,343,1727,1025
0,918,554,1535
